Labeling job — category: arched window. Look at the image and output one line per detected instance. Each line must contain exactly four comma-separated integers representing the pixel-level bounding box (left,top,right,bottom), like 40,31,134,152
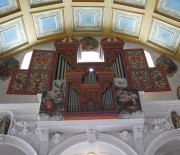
21,51,32,69
144,51,155,67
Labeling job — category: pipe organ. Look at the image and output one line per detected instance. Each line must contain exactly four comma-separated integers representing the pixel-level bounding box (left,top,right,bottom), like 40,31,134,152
53,37,125,120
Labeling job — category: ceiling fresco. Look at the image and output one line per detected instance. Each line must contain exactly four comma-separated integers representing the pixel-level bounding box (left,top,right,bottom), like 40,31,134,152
156,0,180,20
0,0,179,60
0,17,28,53
148,19,180,53
114,0,147,8
29,0,63,8
32,9,64,38
73,7,103,31
112,9,143,37
0,0,19,17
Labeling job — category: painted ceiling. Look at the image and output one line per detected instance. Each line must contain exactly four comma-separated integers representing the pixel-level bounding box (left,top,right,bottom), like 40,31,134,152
0,0,180,60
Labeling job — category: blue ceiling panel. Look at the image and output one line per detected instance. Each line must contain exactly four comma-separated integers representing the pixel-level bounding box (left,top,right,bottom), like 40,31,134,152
157,0,180,19
1,27,18,44
120,17,134,30
82,13,95,25
41,16,57,31
0,0,10,7
165,0,180,11
158,28,173,43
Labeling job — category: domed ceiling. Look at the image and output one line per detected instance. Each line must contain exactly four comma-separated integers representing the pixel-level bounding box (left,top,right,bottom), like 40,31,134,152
0,0,180,60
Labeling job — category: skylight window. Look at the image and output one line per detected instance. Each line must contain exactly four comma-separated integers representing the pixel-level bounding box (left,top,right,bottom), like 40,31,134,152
21,51,32,69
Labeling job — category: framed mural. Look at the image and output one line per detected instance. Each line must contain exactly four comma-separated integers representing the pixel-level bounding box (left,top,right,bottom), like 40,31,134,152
156,55,178,77
0,58,19,81
115,88,142,113
80,37,99,51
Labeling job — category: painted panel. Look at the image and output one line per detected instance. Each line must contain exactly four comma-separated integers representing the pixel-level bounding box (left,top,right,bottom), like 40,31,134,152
157,28,173,43
165,0,180,11
32,9,64,38
0,0,10,7
114,0,146,7
120,17,134,30
1,27,18,44
0,0,18,15
41,16,57,31
0,17,28,52
73,7,103,31
81,13,95,25
30,0,62,5
113,9,142,37
157,0,180,19
148,19,180,53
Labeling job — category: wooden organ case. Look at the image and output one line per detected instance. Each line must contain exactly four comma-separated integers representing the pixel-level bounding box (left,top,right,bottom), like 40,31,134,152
54,37,125,120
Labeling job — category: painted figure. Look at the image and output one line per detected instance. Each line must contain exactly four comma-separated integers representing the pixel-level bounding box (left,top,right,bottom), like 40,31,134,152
171,111,180,129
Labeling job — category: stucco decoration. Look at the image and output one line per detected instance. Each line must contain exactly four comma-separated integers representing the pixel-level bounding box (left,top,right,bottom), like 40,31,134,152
157,0,180,20
32,9,64,38
148,19,180,53
0,17,28,53
73,7,103,31
0,135,37,155
0,57,19,81
112,9,142,37
49,133,138,155
156,55,178,77
0,0,19,16
145,129,180,155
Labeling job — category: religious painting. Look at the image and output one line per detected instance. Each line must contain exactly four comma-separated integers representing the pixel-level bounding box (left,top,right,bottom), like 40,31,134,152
115,88,142,113
39,80,67,116
177,86,180,100
0,112,12,135
171,111,180,129
0,117,11,134
80,37,99,51
0,57,19,81
156,55,178,77
114,78,128,88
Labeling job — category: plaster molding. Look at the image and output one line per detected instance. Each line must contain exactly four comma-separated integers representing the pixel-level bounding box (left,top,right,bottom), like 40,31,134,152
40,128,49,142
133,126,144,139
49,133,138,155
145,129,180,155
87,129,96,143
0,135,37,155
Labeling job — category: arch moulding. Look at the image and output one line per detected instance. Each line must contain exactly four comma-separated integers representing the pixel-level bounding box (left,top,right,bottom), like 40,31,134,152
49,133,138,155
